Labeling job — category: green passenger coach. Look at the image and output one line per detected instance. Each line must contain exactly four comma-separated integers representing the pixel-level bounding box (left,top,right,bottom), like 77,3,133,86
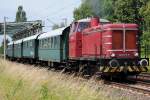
14,39,23,58
38,27,70,62
22,34,40,60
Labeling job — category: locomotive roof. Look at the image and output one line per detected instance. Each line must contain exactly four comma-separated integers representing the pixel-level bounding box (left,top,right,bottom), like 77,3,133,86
23,33,41,42
14,39,23,44
78,18,110,23
38,27,66,39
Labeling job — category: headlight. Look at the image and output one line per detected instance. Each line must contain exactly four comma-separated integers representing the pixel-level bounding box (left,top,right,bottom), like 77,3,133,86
111,53,115,57
134,52,139,57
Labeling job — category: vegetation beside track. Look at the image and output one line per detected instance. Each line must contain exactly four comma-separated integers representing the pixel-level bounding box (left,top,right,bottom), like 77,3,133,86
0,59,149,100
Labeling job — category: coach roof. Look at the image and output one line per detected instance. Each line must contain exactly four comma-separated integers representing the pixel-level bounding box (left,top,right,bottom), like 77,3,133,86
78,18,110,23
14,39,23,44
38,27,66,40
7,42,13,45
23,33,41,42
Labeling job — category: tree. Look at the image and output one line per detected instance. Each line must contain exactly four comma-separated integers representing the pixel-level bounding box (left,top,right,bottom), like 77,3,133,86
15,6,27,22
0,39,10,54
139,1,150,48
101,0,116,21
73,1,94,20
73,0,115,21
140,0,150,31
114,0,144,25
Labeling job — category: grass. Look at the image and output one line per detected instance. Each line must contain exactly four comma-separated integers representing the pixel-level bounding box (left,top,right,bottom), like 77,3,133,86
0,59,148,100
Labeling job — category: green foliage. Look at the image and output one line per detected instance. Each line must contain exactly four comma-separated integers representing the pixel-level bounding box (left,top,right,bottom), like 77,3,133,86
0,39,10,54
139,1,150,54
114,0,143,25
140,1,150,31
40,85,49,100
6,80,23,100
0,46,4,54
102,0,116,21
141,31,150,47
73,1,94,20
73,0,115,21
15,6,27,22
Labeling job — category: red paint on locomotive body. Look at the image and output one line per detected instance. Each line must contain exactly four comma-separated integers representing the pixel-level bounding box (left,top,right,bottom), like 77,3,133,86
82,26,102,58
102,24,138,59
69,19,90,59
69,17,139,60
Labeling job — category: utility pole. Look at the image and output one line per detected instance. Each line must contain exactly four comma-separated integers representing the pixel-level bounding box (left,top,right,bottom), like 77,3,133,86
3,17,6,60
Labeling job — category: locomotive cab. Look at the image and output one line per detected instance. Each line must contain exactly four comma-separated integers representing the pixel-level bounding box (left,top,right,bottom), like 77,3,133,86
69,19,90,58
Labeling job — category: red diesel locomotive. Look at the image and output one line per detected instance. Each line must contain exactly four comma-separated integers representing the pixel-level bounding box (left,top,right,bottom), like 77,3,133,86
68,17,149,76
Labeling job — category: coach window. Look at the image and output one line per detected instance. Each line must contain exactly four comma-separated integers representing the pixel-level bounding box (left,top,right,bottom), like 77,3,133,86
23,42,26,48
30,41,33,47
44,39,47,48
57,36,60,48
24,42,26,48
43,40,45,48
46,39,48,48
56,37,58,48
26,42,28,48
47,38,49,48
45,39,47,48
49,38,51,48
41,40,43,48
39,40,41,48
53,37,56,48
44,39,46,48
57,37,59,48
51,37,53,48
43,39,45,48
29,41,31,47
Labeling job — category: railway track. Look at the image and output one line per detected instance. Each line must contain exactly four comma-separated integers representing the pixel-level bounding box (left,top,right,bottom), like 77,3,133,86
109,73,150,96
139,73,150,78
131,73,150,82
108,81,150,96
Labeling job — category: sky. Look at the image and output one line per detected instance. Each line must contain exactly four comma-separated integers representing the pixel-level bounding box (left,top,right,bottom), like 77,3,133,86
0,0,81,45
0,0,81,29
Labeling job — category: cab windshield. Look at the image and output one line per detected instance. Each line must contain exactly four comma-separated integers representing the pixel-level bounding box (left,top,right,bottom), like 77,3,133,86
77,22,90,32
